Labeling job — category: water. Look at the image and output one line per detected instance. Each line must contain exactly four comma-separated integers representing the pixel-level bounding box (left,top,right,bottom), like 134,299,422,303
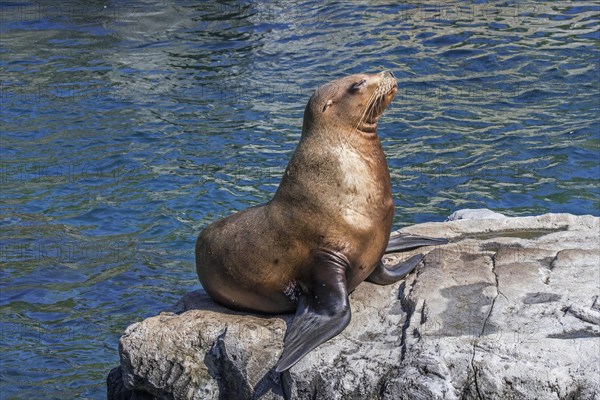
0,1,598,398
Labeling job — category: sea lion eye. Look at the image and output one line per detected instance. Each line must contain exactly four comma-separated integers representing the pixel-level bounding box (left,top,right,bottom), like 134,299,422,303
349,79,367,93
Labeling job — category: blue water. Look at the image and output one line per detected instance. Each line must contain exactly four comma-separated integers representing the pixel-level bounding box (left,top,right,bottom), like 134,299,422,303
1,1,598,398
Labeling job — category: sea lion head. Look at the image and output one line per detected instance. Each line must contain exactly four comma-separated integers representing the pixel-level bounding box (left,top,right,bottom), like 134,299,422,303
303,71,397,136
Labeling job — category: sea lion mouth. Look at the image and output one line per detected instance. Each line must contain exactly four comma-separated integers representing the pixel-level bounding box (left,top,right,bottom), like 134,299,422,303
357,75,397,134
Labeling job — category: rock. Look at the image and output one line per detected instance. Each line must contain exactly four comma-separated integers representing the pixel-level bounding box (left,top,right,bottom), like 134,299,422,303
446,208,507,221
108,213,600,400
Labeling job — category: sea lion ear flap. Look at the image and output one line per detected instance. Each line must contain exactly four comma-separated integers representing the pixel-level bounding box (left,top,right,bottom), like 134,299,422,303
322,99,334,113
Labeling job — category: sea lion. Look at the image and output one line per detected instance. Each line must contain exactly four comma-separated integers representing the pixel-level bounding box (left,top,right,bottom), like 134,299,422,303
195,71,446,372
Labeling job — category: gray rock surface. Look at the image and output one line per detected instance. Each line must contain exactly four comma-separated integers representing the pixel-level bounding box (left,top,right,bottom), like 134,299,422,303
445,208,507,221
108,212,600,400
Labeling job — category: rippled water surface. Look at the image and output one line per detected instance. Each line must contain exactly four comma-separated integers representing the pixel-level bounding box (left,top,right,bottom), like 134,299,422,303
1,1,599,398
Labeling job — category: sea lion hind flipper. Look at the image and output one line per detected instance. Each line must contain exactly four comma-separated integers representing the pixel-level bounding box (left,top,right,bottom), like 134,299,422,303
366,254,423,285
385,232,448,253
275,251,352,373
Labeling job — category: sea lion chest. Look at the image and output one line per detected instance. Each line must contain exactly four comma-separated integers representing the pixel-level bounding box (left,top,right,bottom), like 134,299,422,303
335,146,390,228
326,144,394,283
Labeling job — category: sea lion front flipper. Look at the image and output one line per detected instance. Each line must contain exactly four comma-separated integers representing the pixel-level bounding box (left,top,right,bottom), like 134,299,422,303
366,255,423,285
385,232,448,253
275,251,352,373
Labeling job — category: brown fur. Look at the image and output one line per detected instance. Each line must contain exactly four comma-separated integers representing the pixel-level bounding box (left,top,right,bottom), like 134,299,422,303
196,71,397,313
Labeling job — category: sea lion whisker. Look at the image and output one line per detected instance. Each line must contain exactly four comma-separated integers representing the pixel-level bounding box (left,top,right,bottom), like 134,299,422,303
358,91,384,131
354,89,379,132
357,91,377,125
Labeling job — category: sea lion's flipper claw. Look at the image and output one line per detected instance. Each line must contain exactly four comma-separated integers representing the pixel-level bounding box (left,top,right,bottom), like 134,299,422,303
385,232,448,253
366,255,423,285
275,251,351,373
